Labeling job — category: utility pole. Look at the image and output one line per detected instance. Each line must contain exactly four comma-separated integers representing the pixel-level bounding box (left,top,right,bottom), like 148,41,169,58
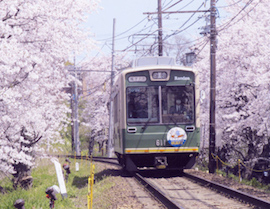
158,0,163,56
208,0,217,174
108,18,115,158
71,61,81,156
70,86,74,152
144,1,208,56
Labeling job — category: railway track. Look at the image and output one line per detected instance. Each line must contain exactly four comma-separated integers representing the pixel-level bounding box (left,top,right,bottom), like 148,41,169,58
184,172,270,209
134,172,183,209
52,155,270,209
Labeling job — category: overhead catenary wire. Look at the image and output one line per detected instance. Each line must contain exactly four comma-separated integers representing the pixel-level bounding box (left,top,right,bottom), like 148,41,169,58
162,2,206,41
121,29,159,52
119,1,208,54
94,0,259,59
80,70,122,99
97,17,149,42
167,0,259,57
163,0,184,12
90,0,259,63
217,0,243,8
95,1,208,56
218,0,260,33
161,0,260,57
125,1,208,53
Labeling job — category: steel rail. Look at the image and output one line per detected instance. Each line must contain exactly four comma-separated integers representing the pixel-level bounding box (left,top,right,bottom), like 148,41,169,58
47,154,117,161
90,157,119,166
134,173,184,209
41,154,120,166
184,172,270,209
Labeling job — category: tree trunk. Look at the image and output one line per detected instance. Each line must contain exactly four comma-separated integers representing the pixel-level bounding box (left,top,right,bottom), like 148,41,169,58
12,163,32,190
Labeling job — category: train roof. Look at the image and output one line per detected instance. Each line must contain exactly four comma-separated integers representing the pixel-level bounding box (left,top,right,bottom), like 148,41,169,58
132,56,176,67
113,57,196,84
122,57,194,73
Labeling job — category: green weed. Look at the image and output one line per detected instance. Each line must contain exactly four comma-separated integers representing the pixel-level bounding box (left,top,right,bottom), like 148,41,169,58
0,158,115,209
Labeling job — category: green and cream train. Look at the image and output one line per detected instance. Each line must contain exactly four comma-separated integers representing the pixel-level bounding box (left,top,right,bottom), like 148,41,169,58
111,57,200,171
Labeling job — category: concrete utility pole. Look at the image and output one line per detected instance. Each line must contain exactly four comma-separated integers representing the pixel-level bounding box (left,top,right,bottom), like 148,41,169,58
73,60,81,156
208,0,217,174
158,0,163,56
107,18,115,158
144,1,208,57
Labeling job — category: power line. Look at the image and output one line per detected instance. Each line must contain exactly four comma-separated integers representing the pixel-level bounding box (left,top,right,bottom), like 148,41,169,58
97,17,149,42
196,39,210,56
163,0,184,12
80,70,122,99
121,29,159,52
120,1,208,54
93,1,217,58
163,2,206,39
116,21,156,42
217,0,243,8
94,1,208,57
218,0,258,33
163,13,204,41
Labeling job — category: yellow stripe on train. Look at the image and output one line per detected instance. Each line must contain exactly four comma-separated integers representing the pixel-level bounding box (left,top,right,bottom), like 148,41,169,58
125,147,199,154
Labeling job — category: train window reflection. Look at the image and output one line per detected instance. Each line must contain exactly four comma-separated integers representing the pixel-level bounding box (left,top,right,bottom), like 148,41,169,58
127,87,159,124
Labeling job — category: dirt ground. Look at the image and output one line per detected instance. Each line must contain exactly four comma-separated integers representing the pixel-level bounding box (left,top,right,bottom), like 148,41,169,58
94,163,270,208
93,162,164,209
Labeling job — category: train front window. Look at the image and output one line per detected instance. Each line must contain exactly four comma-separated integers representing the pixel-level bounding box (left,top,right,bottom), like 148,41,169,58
127,86,159,124
161,86,194,124
126,85,194,125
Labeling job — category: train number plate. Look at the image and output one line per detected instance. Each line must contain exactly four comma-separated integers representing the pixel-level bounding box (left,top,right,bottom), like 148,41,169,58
155,139,167,147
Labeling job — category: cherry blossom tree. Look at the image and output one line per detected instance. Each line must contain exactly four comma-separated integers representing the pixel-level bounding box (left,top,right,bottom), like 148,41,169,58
79,55,130,155
163,35,192,65
195,0,270,179
0,0,98,188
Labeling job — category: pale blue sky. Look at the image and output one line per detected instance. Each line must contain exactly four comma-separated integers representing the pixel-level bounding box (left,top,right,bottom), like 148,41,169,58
85,0,227,58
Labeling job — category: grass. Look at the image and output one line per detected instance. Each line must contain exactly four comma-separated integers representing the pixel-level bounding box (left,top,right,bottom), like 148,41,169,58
194,162,270,192
0,157,114,209
214,169,270,191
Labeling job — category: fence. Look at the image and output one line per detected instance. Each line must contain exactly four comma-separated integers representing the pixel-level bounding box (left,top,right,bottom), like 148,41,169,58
211,153,270,182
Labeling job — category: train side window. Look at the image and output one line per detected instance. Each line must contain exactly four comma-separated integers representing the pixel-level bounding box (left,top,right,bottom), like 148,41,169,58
113,93,118,123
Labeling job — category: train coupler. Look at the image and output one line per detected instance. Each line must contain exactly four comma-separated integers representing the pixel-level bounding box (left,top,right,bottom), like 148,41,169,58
155,156,168,169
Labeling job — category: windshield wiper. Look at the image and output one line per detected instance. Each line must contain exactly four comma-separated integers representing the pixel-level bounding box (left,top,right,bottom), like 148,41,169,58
141,113,156,133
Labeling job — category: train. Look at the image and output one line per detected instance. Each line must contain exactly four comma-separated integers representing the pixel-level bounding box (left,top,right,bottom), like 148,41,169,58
111,57,200,171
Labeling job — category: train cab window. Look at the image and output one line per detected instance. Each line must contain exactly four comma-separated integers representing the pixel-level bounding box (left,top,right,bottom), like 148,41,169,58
127,86,159,124
126,85,194,125
161,86,194,124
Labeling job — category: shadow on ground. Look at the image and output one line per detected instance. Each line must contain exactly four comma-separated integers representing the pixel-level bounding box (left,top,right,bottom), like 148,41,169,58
72,176,89,188
137,169,184,178
71,168,131,188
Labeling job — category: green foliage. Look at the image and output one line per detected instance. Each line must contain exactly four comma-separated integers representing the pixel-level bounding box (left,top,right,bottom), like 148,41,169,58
244,177,262,188
0,158,115,209
79,125,91,151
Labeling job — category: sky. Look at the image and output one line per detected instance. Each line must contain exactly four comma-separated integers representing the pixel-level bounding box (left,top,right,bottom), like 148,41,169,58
83,0,228,61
